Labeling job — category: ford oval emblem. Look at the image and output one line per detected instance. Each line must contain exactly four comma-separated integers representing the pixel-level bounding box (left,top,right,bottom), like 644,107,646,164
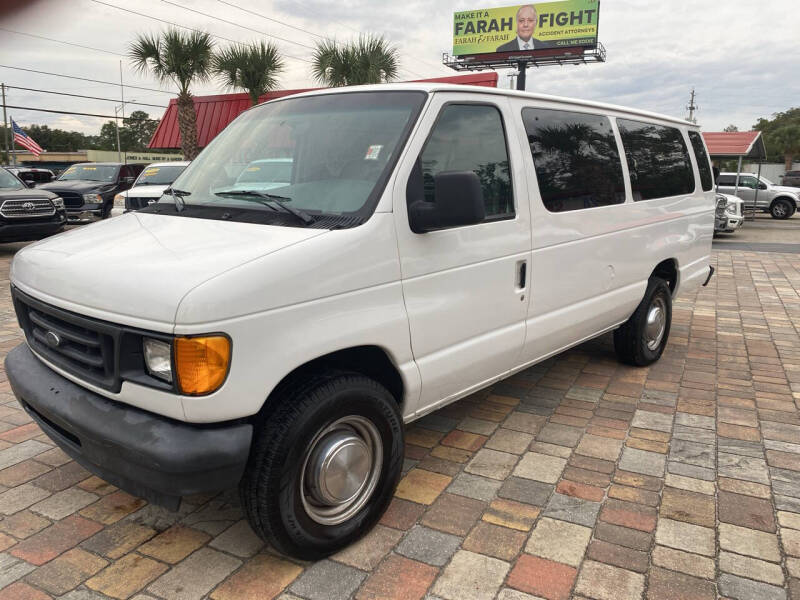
45,331,61,348
22,202,35,211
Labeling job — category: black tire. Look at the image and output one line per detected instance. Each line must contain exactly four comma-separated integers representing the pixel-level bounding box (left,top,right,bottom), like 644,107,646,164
240,370,404,560
613,277,672,366
770,198,793,220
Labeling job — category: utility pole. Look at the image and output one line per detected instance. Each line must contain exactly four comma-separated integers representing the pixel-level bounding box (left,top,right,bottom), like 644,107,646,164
1,83,9,166
119,61,126,164
686,88,698,124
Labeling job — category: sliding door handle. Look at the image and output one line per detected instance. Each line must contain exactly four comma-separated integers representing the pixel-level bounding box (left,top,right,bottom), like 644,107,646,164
516,260,527,290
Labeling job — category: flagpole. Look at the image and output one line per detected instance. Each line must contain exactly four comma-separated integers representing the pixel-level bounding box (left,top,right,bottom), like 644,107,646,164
9,115,16,167
1,83,9,166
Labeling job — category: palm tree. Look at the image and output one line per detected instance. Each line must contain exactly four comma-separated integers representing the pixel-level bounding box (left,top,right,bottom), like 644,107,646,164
311,35,399,87
213,41,285,106
129,29,214,160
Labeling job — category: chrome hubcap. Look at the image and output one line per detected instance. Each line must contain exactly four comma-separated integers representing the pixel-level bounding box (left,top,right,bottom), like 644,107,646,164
645,297,667,351
775,204,787,217
300,416,382,525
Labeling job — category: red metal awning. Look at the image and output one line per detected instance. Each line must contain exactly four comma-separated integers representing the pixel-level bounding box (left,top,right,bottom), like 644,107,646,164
701,131,766,159
148,72,499,150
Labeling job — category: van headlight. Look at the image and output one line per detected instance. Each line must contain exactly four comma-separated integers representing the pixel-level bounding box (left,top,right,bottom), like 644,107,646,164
83,193,103,203
143,338,173,383
174,335,231,395
142,335,231,394
51,197,64,209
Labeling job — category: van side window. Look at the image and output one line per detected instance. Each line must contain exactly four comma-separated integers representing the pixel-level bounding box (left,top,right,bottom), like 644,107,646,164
420,104,513,219
522,108,625,212
618,119,696,201
687,131,714,191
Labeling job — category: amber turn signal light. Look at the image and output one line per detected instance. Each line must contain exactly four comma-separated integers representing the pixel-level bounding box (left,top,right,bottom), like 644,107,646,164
174,335,231,395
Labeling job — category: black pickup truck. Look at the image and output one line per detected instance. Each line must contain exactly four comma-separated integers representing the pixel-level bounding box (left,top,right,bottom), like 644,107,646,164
0,168,67,242
38,163,145,221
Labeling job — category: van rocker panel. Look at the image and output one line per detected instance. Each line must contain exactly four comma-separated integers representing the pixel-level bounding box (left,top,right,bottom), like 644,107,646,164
5,344,252,509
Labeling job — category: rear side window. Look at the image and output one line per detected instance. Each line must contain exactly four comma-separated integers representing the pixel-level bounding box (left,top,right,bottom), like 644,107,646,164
523,108,625,213
688,131,713,191
420,104,513,219
618,119,695,201
717,175,736,186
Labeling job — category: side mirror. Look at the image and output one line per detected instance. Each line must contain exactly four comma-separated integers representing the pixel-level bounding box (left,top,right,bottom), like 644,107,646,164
26,181,37,188
407,169,486,233
122,176,136,185
758,182,767,190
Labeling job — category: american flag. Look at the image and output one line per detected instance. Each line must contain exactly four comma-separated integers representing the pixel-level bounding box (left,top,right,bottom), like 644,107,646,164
11,118,43,156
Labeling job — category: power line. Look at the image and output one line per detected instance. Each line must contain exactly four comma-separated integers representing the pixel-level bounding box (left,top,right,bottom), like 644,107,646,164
90,0,312,63
214,0,428,79
215,0,327,40
0,65,174,95
5,86,167,109
161,0,314,50
0,27,125,57
4,105,160,121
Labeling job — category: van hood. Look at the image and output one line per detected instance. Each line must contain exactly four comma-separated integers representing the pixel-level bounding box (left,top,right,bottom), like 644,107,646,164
11,212,328,328
124,184,170,199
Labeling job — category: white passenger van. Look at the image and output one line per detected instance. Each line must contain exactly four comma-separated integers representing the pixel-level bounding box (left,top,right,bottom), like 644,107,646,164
6,84,715,559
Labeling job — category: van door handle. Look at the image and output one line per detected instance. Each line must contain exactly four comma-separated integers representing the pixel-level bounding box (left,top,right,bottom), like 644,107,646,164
516,260,527,289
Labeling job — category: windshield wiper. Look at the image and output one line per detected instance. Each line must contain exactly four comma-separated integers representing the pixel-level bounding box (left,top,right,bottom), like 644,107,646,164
213,189,315,225
165,187,191,212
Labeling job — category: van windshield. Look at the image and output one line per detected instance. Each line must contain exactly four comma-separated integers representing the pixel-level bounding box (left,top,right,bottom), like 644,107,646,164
162,91,426,224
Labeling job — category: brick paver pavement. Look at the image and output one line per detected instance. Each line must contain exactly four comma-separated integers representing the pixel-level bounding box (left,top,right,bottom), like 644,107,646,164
0,244,799,600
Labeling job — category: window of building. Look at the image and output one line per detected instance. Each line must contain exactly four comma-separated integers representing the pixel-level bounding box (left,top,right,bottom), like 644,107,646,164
522,107,625,213
419,104,513,220
618,119,695,201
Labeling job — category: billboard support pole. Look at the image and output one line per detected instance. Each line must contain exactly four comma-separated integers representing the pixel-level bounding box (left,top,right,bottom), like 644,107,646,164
516,61,527,91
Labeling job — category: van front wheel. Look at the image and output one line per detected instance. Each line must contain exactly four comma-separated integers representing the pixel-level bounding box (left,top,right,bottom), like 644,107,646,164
614,277,672,366
240,371,404,560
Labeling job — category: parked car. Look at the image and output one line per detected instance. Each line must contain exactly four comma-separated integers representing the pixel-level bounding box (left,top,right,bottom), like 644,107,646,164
781,170,800,187
5,167,56,187
715,172,800,219
38,162,145,221
714,193,744,233
5,84,715,559
0,168,66,242
111,161,190,217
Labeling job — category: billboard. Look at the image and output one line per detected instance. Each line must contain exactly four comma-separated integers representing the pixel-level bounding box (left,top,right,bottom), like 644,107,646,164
453,0,599,57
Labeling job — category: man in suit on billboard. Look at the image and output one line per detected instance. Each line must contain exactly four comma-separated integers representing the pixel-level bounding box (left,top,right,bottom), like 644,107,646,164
496,5,540,51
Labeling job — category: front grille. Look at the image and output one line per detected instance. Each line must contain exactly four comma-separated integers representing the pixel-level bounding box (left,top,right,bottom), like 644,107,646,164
57,191,84,209
13,289,119,391
0,199,55,219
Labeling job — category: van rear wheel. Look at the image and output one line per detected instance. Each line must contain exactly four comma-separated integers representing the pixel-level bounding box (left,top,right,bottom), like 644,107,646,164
239,370,404,560
613,277,672,366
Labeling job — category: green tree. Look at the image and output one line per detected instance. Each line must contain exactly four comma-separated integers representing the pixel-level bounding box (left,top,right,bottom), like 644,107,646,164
311,35,399,87
129,28,214,160
723,124,738,133
753,107,800,169
125,110,159,149
213,41,285,106
1,123,99,152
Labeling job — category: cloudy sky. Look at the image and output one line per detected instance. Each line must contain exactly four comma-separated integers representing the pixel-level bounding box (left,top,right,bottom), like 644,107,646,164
1,0,798,139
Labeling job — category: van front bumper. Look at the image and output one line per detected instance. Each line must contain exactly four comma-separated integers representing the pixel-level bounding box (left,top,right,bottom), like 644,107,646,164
5,344,253,510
